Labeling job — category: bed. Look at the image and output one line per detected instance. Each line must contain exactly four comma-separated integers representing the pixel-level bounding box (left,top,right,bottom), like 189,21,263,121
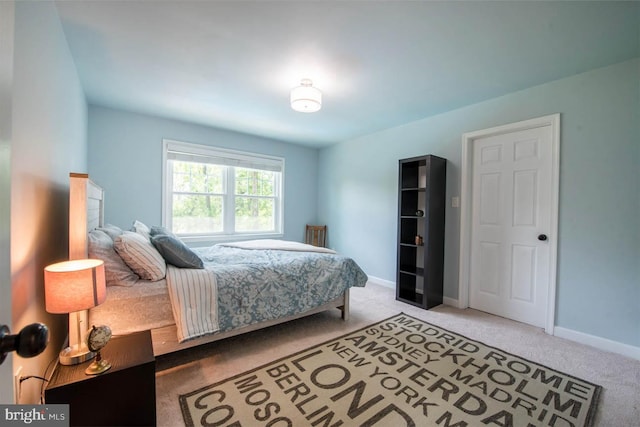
68,173,368,355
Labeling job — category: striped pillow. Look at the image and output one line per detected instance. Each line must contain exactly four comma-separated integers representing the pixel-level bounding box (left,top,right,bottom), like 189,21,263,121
89,229,140,286
114,231,166,281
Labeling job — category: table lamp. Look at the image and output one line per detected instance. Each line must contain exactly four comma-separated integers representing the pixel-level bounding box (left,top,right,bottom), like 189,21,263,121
44,259,106,365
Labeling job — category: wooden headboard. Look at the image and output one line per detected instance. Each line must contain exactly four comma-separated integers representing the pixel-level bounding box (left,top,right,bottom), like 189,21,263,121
69,173,104,260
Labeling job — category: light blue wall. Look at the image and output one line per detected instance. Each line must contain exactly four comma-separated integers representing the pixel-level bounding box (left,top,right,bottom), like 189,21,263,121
319,59,640,347
9,0,87,403
88,106,318,243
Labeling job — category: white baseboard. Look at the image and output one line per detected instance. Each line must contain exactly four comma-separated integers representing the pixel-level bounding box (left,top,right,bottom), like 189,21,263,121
365,276,459,308
442,296,459,307
366,276,395,289
554,326,640,361
365,276,638,360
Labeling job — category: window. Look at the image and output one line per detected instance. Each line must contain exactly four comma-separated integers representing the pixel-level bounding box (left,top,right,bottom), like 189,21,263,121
163,139,284,242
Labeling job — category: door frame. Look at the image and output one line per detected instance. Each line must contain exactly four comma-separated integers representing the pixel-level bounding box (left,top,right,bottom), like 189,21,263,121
458,114,560,334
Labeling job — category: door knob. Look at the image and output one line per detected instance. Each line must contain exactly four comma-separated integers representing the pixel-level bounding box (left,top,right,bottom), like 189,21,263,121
538,234,548,241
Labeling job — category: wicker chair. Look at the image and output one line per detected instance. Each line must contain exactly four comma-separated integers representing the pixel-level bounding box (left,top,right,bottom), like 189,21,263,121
305,225,327,247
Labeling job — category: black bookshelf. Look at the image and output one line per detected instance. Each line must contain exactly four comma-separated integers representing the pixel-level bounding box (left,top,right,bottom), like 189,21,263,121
396,155,446,309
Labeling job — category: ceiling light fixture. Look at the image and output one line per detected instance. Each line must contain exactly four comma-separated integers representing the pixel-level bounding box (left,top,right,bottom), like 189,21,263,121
290,79,322,113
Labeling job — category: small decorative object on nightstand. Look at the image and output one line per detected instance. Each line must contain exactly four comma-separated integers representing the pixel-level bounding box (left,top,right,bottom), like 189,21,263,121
85,325,112,375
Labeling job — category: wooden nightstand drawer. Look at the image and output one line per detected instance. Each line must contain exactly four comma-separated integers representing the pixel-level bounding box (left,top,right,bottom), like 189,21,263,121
45,330,156,426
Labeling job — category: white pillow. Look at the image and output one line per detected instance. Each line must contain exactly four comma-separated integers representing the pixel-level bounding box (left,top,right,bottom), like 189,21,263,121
114,232,166,281
132,220,151,241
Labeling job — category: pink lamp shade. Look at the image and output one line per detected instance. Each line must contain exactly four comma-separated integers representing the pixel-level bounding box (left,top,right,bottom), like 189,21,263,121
44,259,106,314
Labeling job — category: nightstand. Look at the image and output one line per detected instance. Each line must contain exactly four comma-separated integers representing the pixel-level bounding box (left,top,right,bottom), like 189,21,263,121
45,330,156,426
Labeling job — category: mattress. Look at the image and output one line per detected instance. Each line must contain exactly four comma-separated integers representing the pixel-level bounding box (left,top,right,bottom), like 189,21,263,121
89,279,174,336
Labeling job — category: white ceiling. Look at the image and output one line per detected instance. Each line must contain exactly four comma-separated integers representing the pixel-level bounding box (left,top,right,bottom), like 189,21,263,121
55,1,639,148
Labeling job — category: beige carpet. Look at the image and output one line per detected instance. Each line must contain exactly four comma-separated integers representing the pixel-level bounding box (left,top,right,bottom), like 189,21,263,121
156,283,640,426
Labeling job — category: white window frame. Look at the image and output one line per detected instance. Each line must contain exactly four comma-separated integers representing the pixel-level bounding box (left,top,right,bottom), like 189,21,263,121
162,139,285,244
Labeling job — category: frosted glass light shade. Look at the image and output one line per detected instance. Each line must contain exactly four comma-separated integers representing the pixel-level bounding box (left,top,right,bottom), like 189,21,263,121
290,79,322,113
44,259,106,313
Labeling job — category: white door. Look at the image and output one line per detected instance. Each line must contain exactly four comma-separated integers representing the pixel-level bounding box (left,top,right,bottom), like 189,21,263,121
460,115,560,331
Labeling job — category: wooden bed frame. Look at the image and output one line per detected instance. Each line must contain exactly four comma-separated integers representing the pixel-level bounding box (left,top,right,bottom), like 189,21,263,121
69,173,349,356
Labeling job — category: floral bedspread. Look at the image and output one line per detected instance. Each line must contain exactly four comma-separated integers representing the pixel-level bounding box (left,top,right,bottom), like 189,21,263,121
193,244,368,333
